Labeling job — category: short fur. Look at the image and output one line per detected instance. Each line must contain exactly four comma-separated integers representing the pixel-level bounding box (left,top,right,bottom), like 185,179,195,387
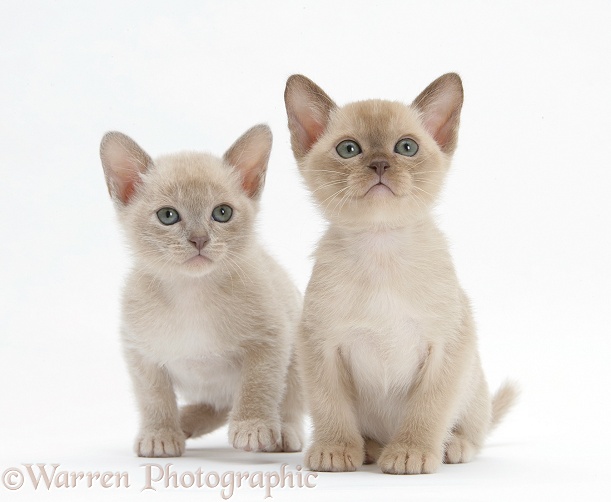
284,74,517,474
100,125,304,457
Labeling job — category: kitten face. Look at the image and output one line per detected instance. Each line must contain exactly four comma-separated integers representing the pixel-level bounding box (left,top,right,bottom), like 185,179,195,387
100,125,272,278
285,74,463,227
124,153,256,278
300,100,447,226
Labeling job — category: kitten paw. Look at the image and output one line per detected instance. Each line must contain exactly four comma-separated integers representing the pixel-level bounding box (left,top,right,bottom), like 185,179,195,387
275,423,304,452
378,443,441,474
305,441,364,472
228,419,280,452
135,428,186,458
363,438,382,465
444,435,476,464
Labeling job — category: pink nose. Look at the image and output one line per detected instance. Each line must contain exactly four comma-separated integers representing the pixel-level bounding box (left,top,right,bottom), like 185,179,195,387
368,159,390,177
189,236,209,250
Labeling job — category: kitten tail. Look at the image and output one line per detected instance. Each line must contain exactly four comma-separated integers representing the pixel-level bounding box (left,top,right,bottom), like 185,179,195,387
490,381,520,431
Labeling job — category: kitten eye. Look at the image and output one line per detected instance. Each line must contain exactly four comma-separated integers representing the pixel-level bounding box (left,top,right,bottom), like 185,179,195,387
156,207,181,225
212,204,233,223
336,140,362,159
394,138,419,157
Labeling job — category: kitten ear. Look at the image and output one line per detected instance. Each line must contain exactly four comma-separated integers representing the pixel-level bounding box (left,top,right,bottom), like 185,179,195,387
284,74,337,159
412,73,464,155
100,131,152,205
223,124,272,199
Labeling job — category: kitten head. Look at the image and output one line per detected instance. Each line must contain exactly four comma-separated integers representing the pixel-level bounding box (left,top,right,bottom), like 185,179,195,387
100,125,272,278
284,73,463,228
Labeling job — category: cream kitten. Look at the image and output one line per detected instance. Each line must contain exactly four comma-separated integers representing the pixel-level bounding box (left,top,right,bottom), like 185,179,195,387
284,74,517,474
100,125,304,457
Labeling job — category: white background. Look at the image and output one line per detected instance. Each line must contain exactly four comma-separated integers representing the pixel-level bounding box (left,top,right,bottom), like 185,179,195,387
1,1,610,500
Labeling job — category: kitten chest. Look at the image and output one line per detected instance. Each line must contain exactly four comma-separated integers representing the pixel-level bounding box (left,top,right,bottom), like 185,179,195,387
333,236,431,441
161,302,243,408
125,284,244,407
315,230,431,391
337,278,429,394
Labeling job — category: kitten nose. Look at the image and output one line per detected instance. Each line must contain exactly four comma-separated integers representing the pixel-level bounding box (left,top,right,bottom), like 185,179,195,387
189,236,209,251
368,159,390,177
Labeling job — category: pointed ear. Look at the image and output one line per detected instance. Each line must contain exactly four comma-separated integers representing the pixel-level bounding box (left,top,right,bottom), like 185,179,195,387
100,131,152,205
223,124,272,199
284,74,337,159
412,73,464,155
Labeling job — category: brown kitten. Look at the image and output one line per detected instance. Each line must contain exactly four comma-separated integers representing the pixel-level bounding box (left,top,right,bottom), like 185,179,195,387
285,74,517,474
100,125,304,457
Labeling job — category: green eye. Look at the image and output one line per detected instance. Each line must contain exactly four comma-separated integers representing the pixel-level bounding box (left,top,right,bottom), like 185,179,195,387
156,207,180,225
336,140,362,159
212,204,233,223
394,138,419,157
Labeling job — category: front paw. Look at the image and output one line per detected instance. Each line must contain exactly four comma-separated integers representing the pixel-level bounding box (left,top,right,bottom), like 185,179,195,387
135,428,186,458
272,422,304,452
228,419,280,452
444,435,476,464
305,441,364,472
378,443,441,474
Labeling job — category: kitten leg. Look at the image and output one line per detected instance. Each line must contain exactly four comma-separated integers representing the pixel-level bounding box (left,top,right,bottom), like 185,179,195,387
125,346,185,457
302,338,365,472
274,351,305,452
180,403,229,439
378,315,475,474
364,438,383,465
444,364,491,464
228,341,287,452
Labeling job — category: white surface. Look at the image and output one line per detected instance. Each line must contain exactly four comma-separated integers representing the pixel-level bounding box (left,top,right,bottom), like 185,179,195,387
1,1,610,500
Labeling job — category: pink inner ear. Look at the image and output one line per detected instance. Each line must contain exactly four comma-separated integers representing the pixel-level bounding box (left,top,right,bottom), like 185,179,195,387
423,108,454,149
286,80,333,155
434,114,458,150
240,167,263,198
105,150,148,204
413,74,463,153
116,168,141,204
223,125,272,199
101,131,151,204
293,114,326,153
420,91,461,151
